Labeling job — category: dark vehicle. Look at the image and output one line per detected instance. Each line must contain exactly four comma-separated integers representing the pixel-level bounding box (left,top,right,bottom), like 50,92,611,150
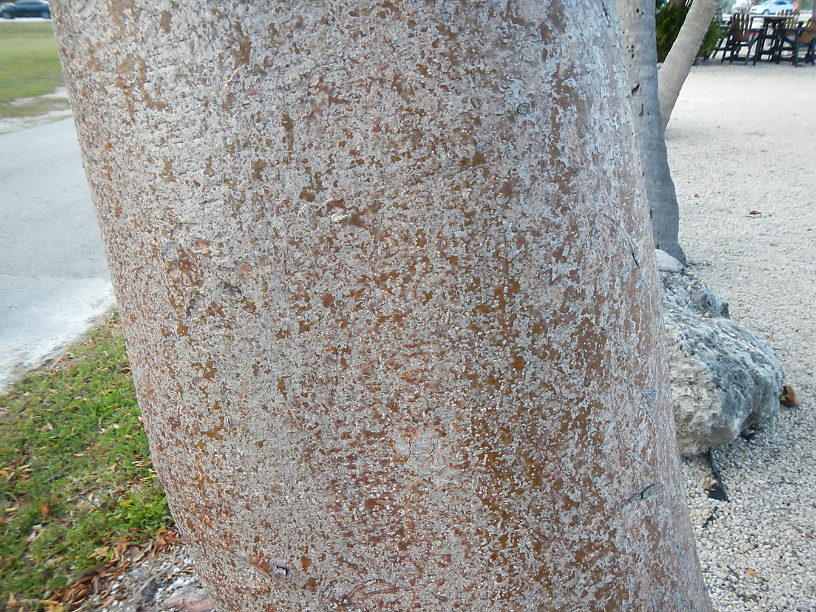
0,1,51,19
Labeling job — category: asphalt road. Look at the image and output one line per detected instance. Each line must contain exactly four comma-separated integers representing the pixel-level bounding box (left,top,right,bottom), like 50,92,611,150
0,117,114,390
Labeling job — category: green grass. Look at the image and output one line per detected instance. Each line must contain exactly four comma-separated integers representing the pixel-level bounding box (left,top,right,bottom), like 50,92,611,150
0,22,65,116
0,315,171,606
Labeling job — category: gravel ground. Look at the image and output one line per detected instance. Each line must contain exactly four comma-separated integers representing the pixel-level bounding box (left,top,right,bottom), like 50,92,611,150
669,63,816,610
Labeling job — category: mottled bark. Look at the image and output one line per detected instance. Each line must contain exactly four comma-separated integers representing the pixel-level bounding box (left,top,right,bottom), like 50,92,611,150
53,1,710,609
615,0,686,261
659,0,719,128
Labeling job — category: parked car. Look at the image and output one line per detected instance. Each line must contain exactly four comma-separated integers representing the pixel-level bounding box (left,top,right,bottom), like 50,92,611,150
750,0,796,15
0,1,51,19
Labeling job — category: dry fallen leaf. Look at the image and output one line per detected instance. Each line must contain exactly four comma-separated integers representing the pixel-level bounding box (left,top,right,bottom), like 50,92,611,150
27,524,45,543
40,503,52,518
780,385,800,407
114,540,130,554
151,528,181,557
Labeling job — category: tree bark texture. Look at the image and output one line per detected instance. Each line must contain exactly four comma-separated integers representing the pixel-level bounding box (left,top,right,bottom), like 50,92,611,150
658,0,719,129
615,0,686,262
53,1,710,609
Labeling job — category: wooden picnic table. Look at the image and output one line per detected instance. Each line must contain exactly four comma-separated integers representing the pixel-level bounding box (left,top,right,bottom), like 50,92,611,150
750,14,800,62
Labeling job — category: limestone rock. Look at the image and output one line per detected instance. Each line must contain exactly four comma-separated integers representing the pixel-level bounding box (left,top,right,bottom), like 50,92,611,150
656,249,684,273
164,587,216,612
658,250,785,455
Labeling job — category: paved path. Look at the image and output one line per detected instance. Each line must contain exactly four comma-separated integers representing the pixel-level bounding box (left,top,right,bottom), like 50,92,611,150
0,118,114,390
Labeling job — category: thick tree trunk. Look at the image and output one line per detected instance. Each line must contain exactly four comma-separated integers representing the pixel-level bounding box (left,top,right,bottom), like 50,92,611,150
53,1,710,609
615,0,686,261
659,0,719,129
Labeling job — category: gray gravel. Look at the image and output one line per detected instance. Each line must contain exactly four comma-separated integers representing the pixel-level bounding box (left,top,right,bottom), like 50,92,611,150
668,62,816,610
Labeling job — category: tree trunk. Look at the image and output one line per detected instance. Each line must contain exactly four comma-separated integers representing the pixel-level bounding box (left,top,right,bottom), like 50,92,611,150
53,1,711,609
659,0,719,129
615,0,687,261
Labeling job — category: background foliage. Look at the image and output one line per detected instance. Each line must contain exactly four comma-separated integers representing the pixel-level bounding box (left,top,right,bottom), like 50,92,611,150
656,0,728,63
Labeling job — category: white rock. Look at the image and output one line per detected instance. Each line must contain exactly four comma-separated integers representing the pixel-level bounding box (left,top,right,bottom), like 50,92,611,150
660,261,785,455
655,248,684,273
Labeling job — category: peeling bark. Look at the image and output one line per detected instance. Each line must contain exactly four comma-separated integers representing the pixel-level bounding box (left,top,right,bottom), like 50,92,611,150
53,1,710,609
615,0,686,261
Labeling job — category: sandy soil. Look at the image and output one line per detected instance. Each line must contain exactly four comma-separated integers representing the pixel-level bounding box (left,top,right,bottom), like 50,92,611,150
670,62,816,610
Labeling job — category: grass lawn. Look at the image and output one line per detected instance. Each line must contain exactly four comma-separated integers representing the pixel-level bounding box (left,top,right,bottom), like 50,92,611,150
0,315,171,608
0,22,66,118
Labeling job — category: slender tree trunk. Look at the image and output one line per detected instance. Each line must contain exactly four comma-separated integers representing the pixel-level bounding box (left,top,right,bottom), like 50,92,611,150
615,0,687,261
659,0,719,128
53,1,711,609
